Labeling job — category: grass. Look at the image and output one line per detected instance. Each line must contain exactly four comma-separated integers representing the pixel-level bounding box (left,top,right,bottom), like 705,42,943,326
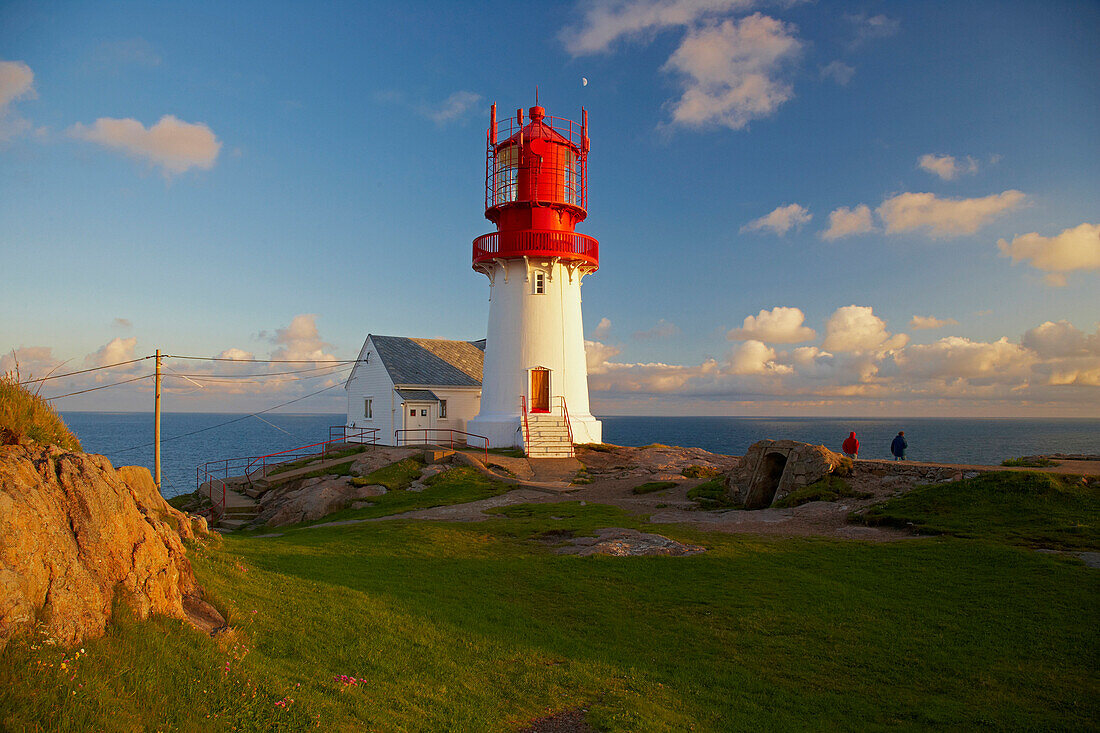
2,495,1097,731
577,443,617,453
632,480,679,495
687,477,742,509
858,471,1099,550
348,456,423,491
572,468,593,485
681,465,721,479
774,475,872,509
0,372,81,451
1001,456,1058,467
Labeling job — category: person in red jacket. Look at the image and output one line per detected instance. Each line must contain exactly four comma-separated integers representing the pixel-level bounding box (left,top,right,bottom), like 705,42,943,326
842,431,859,459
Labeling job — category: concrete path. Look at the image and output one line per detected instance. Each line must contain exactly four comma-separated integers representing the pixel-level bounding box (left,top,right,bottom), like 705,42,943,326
252,453,362,488
856,457,1100,476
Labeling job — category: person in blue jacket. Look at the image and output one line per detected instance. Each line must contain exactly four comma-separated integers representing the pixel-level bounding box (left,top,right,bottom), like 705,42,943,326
891,431,907,460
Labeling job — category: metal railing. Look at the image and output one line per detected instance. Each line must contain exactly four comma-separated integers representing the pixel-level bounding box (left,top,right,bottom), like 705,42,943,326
472,230,598,269
520,395,531,450
393,428,489,463
195,425,379,513
485,112,589,212
519,395,575,458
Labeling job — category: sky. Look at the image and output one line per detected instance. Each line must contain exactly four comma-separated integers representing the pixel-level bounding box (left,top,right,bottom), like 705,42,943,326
1,0,1098,417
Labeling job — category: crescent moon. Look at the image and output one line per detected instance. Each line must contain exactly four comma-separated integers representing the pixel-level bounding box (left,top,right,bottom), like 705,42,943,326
582,77,588,87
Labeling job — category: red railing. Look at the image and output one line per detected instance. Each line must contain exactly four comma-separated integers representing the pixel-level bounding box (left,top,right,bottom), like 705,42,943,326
393,428,489,463
520,395,531,450
485,112,589,212
558,396,574,448
472,230,598,269
195,425,379,513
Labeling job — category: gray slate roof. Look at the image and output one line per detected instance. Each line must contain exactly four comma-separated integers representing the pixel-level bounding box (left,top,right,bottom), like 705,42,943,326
395,389,439,402
371,335,484,387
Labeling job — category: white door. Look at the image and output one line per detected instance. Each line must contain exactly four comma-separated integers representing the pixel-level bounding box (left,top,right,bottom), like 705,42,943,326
404,402,433,442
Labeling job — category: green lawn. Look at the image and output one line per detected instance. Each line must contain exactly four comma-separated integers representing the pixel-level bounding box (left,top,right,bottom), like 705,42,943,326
632,480,679,495
858,471,1099,550
2,477,1098,731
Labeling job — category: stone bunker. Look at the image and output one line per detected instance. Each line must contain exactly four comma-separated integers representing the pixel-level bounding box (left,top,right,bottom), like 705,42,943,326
727,440,851,509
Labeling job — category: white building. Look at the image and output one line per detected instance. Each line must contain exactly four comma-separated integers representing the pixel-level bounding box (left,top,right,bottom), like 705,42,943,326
344,335,485,447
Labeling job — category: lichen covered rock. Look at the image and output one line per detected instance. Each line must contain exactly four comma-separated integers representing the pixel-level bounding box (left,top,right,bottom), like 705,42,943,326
256,475,387,527
0,444,222,650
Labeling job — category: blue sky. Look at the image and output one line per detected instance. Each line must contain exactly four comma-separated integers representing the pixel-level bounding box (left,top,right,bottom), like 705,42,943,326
1,0,1097,416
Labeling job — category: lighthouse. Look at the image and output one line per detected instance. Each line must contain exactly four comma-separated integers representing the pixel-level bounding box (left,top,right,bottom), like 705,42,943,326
467,100,603,455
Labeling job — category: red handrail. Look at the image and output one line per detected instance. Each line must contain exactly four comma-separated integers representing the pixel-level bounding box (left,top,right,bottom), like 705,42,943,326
557,396,574,450
393,428,489,463
472,230,598,269
195,425,379,514
520,395,531,451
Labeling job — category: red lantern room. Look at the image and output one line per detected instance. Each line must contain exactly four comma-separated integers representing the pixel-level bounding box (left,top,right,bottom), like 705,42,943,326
472,101,599,274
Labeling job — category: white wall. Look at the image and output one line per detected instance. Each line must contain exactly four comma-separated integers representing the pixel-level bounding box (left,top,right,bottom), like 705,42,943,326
469,258,602,447
344,336,397,445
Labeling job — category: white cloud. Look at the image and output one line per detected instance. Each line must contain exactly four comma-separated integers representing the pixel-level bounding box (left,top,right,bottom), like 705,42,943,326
0,60,34,110
741,202,811,236
69,114,221,175
729,339,791,375
590,317,612,341
662,13,802,130
877,190,1025,238
1021,321,1100,359
269,314,336,363
909,315,959,330
822,305,908,353
893,336,1034,381
820,204,874,240
426,91,482,124
819,60,854,85
0,346,58,379
997,223,1100,286
217,348,256,361
633,319,680,340
728,306,815,343
918,153,978,181
83,337,138,369
585,340,622,374
0,60,36,141
560,0,755,55
846,13,900,49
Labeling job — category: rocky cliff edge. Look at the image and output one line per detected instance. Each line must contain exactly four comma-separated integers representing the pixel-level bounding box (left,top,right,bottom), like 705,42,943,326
0,444,224,650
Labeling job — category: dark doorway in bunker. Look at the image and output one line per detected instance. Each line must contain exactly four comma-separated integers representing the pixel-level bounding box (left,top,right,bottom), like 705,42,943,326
745,451,788,509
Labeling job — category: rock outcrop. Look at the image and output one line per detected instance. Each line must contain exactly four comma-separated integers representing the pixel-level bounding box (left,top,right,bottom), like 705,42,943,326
556,528,706,557
0,444,224,650
727,440,852,509
256,475,388,527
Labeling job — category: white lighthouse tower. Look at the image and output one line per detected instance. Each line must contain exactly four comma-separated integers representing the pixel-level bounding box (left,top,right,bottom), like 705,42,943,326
468,101,602,455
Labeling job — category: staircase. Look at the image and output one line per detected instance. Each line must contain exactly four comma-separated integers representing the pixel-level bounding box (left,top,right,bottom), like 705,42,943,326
524,412,575,459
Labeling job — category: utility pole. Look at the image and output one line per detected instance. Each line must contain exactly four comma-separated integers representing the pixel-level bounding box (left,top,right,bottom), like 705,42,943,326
154,349,162,491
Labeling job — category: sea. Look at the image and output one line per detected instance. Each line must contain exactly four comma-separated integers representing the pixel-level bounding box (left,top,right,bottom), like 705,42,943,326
61,412,1098,499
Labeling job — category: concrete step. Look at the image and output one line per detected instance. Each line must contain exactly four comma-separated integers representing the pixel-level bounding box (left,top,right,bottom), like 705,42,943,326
216,518,251,531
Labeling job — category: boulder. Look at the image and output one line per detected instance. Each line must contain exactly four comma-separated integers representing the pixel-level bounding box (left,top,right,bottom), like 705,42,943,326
257,475,387,527
0,444,223,650
727,440,851,510
557,528,705,557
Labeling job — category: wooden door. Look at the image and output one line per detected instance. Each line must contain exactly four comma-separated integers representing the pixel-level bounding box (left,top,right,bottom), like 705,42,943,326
530,368,550,413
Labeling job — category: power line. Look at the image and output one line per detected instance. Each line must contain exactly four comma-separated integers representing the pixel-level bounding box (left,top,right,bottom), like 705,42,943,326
43,373,154,400
165,363,352,379
111,375,350,454
18,356,154,384
164,355,363,364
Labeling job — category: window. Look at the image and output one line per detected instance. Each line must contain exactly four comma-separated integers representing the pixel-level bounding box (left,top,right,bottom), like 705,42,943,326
363,398,373,420
410,409,416,417
534,271,545,294
439,399,447,418
420,409,427,417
